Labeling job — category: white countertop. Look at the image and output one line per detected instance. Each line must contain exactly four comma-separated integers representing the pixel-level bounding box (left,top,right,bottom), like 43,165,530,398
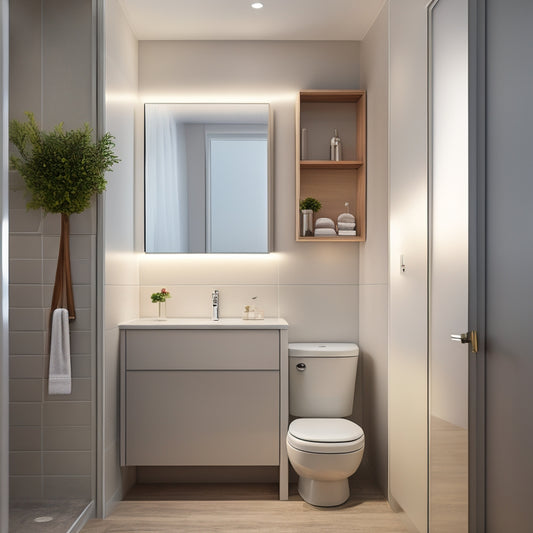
119,317,289,330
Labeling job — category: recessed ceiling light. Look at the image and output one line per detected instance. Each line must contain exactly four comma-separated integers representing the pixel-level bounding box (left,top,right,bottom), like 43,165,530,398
251,2,264,9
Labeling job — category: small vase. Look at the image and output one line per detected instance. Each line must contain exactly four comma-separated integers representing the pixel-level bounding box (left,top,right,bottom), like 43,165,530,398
300,209,314,237
157,301,167,320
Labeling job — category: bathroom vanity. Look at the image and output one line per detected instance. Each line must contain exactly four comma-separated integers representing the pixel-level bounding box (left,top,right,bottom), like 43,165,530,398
119,318,289,499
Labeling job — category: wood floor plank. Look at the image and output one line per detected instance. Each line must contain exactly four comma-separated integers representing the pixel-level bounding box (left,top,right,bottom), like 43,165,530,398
429,416,468,532
82,482,411,532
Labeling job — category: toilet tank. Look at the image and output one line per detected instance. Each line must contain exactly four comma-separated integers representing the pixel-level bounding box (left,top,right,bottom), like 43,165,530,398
289,343,359,417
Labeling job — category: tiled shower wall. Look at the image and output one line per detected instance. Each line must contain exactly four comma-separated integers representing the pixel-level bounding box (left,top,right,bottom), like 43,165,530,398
9,0,95,500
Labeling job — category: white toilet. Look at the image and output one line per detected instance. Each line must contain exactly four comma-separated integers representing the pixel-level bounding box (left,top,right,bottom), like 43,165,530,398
286,342,365,507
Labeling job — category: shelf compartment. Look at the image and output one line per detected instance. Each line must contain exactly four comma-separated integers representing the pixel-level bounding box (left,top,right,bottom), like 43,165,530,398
295,89,367,242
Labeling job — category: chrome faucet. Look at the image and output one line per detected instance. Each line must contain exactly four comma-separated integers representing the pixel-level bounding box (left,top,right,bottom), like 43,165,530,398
212,289,219,321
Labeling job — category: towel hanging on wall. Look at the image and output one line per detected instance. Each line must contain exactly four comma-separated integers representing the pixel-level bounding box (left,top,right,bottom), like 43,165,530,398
48,308,71,395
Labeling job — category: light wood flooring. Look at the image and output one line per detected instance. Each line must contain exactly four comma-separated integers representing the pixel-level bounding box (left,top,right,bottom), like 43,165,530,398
82,478,411,532
429,416,468,532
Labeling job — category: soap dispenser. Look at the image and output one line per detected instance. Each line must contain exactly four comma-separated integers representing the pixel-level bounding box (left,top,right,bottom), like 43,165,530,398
330,129,342,161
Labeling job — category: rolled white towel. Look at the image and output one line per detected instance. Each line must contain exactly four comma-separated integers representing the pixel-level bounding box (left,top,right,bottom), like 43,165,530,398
314,228,337,236
338,213,355,223
338,221,356,230
315,217,335,229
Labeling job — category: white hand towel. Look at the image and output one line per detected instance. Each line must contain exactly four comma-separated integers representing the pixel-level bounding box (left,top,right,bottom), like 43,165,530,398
314,227,337,236
338,230,357,236
338,221,356,230
48,308,71,395
314,217,335,229
338,213,356,223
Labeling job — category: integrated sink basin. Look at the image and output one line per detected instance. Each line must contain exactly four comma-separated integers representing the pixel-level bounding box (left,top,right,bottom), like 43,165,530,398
120,317,288,330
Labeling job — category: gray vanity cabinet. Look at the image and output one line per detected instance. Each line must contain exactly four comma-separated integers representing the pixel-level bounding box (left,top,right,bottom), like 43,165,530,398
119,321,289,502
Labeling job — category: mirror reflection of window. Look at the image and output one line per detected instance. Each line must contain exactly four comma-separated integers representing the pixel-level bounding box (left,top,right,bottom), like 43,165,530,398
144,103,271,253
206,131,268,253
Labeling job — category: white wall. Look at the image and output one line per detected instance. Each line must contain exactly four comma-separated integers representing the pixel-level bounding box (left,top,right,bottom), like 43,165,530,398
388,1,429,531
137,41,361,347
101,0,138,516
359,3,390,496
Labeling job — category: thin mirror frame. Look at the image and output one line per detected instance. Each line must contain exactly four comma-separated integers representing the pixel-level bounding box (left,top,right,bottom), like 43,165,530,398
143,102,273,254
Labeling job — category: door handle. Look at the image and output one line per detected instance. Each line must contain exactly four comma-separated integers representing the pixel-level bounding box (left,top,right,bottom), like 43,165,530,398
450,330,478,353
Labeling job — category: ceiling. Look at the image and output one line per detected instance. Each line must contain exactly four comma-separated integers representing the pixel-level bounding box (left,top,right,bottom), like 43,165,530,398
118,0,386,41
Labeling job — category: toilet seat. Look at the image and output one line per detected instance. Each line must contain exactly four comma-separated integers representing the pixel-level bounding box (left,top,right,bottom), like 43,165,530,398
288,418,364,454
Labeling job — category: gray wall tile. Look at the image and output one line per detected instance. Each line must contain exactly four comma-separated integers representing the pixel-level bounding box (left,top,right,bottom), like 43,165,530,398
70,356,92,379
9,476,42,500
10,403,42,426
43,451,91,476
9,235,42,259
9,260,43,285
10,331,45,355
43,402,91,427
9,379,42,403
9,308,45,331
43,476,91,499
8,0,42,122
43,427,91,451
9,209,43,233
10,451,42,476
10,427,41,451
9,284,43,308
9,356,44,379
70,332,92,355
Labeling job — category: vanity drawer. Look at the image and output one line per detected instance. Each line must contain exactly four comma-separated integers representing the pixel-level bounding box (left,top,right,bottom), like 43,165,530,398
125,370,279,466
125,329,279,370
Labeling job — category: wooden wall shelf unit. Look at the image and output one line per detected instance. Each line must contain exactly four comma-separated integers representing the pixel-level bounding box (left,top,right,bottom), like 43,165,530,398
296,90,366,242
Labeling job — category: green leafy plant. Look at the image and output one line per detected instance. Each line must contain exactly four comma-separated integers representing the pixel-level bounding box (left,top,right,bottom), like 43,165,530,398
299,197,322,212
9,111,119,214
8,112,119,321
151,288,171,303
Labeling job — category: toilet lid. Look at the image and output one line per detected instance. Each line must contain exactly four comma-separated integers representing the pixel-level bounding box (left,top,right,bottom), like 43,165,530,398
287,419,364,454
289,418,363,442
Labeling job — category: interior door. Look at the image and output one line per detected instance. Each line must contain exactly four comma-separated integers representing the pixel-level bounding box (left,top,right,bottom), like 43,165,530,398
428,0,470,531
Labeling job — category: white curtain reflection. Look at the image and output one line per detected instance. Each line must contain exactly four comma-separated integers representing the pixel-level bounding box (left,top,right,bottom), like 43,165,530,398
145,105,189,252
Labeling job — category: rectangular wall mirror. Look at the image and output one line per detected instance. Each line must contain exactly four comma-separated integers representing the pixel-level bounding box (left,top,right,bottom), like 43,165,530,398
144,103,272,253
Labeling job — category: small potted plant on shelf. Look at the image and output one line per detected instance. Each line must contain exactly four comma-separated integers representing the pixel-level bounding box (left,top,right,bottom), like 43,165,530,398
299,197,322,237
151,288,171,320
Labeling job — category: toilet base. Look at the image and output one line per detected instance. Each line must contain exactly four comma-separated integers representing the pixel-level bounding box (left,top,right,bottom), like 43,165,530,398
298,476,350,507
